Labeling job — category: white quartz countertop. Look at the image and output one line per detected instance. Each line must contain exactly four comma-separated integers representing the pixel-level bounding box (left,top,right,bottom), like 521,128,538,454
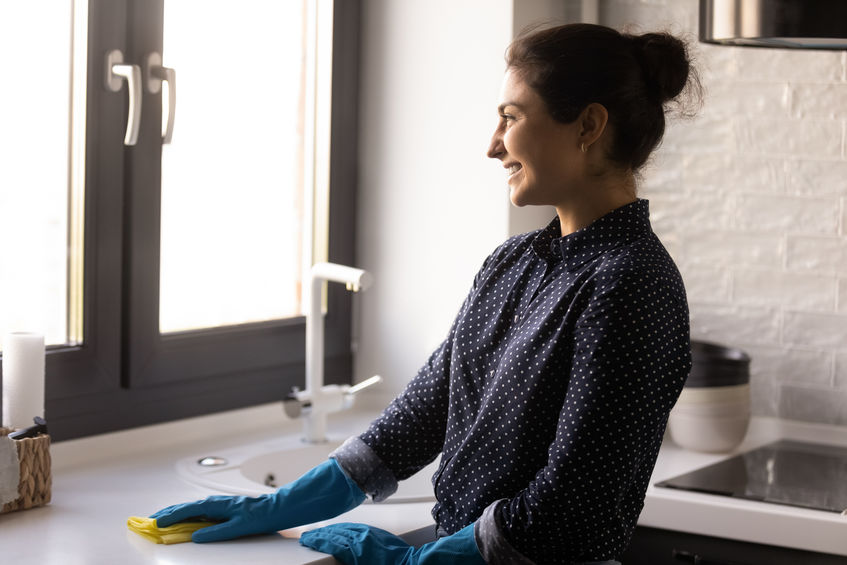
1,400,845,564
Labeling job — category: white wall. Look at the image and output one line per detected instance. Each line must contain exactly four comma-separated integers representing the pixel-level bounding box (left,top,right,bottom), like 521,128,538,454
600,0,847,425
354,0,514,398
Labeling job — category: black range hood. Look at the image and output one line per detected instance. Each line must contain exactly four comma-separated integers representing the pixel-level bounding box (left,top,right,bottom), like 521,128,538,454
700,0,847,50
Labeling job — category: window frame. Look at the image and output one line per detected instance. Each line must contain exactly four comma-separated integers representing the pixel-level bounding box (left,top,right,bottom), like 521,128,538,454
0,0,361,441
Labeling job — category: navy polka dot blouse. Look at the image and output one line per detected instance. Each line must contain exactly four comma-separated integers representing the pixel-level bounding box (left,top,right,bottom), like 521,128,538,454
332,199,692,564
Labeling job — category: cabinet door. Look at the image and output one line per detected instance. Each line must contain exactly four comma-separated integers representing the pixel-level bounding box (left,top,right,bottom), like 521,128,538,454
622,526,846,565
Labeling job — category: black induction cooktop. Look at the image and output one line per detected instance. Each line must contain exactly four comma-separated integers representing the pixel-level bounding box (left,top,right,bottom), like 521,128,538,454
655,440,847,514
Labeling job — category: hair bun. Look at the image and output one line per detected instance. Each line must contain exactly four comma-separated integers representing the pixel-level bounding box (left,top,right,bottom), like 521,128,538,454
631,32,690,103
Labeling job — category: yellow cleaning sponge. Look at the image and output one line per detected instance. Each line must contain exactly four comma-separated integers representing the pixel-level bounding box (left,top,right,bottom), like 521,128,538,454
127,516,216,545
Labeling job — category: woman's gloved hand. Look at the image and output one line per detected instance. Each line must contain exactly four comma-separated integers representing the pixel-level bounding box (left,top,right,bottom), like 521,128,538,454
299,522,487,564
149,459,365,542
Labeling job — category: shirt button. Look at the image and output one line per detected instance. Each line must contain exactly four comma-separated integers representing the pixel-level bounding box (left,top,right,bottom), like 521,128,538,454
514,315,519,323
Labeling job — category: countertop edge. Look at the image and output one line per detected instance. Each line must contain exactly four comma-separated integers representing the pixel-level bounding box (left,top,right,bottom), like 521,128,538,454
46,405,847,558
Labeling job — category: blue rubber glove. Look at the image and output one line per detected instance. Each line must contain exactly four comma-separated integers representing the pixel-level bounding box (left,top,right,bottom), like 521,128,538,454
299,522,487,564
150,459,365,542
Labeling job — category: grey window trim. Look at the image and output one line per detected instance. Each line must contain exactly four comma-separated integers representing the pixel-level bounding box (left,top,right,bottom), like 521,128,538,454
0,0,360,441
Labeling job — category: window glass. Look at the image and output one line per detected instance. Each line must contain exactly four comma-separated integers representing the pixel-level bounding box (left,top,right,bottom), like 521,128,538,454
159,0,308,333
0,2,77,349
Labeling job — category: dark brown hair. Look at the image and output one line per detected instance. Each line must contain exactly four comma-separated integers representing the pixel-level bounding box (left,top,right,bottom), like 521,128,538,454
506,23,699,171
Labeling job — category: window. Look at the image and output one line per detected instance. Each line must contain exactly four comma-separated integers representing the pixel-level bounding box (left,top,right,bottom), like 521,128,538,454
0,3,79,349
0,0,360,441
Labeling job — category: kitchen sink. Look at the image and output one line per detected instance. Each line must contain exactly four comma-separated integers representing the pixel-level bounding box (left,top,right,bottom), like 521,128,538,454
176,434,439,503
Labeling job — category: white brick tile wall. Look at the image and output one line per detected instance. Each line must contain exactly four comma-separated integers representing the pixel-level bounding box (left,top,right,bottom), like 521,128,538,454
842,198,847,235
743,344,833,387
733,269,836,311
733,48,844,83
782,311,847,349
791,84,847,119
835,351,847,388
597,0,698,37
697,43,738,84
681,153,786,192
749,377,779,417
777,386,847,425
733,194,840,235
785,160,847,196
652,228,682,264
680,230,783,268
843,122,847,161
689,304,781,345
663,114,734,154
734,118,842,159
604,0,847,425
786,236,847,274
647,193,732,233
639,151,685,193
678,264,731,303
706,81,790,118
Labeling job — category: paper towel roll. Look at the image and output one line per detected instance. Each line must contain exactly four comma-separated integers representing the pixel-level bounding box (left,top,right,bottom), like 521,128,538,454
2,333,45,430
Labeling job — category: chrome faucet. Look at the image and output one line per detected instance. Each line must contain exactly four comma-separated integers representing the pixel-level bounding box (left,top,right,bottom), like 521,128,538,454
283,262,382,443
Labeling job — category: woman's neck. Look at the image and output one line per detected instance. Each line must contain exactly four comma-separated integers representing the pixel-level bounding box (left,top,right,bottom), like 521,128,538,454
554,174,637,236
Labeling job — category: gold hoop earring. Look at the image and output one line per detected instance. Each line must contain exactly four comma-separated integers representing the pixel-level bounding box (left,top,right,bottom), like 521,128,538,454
580,143,587,153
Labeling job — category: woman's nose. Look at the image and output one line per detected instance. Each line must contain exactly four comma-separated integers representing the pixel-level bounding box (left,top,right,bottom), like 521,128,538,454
487,131,504,160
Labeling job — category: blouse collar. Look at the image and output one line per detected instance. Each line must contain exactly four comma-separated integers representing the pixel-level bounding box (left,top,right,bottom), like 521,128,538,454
531,199,653,271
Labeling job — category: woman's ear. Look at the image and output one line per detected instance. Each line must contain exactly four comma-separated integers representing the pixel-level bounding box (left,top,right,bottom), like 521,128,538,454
577,103,609,149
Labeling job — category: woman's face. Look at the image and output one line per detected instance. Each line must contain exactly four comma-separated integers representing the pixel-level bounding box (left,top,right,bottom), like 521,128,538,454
487,70,582,208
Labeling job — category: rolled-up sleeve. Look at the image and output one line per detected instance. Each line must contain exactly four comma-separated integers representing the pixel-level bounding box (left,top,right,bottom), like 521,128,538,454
330,322,457,501
333,252,498,498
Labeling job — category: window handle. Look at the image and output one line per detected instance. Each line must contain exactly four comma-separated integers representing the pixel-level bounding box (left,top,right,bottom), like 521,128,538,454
144,52,176,144
104,49,142,146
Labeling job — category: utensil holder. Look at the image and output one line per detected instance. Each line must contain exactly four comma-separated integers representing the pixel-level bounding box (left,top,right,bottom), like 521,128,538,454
0,427,51,514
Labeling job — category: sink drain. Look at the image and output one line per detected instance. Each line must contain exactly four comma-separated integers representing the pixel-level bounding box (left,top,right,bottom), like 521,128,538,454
197,456,228,467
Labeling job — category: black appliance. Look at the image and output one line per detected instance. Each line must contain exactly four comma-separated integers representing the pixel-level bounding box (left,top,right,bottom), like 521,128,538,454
656,440,847,514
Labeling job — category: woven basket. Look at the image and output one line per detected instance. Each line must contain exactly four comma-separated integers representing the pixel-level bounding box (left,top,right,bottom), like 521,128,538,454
0,427,51,514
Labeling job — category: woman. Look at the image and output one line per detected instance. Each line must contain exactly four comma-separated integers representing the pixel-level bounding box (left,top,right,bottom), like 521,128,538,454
151,23,698,564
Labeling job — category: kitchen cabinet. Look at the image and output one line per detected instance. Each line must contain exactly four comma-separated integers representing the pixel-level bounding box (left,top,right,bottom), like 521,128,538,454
622,526,846,565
